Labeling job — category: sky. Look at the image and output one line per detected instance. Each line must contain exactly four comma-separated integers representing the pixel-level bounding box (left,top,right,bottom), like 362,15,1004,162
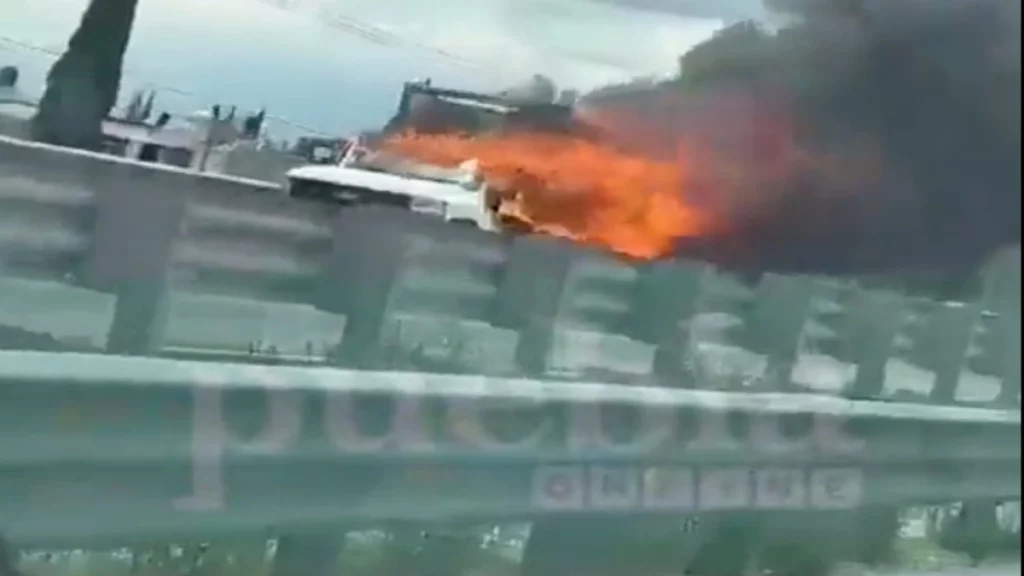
1,0,734,139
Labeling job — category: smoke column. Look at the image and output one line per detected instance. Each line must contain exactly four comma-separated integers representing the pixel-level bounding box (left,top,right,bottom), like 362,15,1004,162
596,0,1020,295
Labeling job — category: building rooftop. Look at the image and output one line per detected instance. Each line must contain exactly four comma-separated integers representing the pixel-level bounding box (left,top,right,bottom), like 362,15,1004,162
101,118,200,149
0,98,203,150
0,85,35,106
0,100,36,120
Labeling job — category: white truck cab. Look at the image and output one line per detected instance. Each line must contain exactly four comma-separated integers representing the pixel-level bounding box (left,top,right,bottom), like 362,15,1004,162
285,140,497,232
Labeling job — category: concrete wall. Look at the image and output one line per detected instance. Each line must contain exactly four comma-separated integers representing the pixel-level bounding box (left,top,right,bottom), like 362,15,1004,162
0,113,31,140
0,134,330,359
0,133,1019,406
0,104,293,179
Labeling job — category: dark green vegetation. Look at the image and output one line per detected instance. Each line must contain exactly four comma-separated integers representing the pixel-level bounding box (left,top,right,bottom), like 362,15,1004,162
32,0,140,150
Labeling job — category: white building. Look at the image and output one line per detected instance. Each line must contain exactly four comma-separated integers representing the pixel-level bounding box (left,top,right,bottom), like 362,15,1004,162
0,69,205,168
0,66,303,180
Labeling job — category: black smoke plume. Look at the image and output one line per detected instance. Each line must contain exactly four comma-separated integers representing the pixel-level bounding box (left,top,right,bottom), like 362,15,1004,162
601,0,1021,298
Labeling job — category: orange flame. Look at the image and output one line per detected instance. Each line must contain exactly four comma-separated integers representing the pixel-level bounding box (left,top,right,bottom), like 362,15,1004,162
383,129,724,260
383,84,907,276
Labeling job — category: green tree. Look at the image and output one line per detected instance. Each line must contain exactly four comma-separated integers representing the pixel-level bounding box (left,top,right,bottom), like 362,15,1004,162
32,0,140,150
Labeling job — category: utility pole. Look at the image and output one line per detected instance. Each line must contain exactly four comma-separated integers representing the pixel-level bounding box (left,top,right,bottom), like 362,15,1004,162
196,104,219,173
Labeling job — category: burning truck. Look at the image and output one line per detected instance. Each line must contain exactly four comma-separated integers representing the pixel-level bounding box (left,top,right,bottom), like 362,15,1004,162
373,0,1021,301
285,79,606,237
376,79,1017,301
290,0,1020,302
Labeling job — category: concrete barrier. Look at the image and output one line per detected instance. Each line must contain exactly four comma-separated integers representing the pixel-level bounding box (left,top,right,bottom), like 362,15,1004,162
2,134,1020,405
0,135,1020,560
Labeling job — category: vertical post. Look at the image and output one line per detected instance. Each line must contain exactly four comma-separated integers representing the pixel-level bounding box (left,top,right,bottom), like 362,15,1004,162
965,309,1021,407
803,282,906,399
693,270,812,390
928,303,981,404
196,105,219,173
319,205,410,369
995,306,1021,406
84,163,186,355
494,235,575,376
983,248,1022,406
498,242,645,575
891,298,978,404
631,258,706,385
844,289,905,400
750,273,815,390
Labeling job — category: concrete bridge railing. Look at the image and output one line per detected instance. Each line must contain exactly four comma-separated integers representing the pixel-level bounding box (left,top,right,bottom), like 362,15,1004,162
0,134,1019,559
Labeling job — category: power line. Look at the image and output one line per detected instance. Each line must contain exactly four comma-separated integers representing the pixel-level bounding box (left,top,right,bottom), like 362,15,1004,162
250,0,494,73
0,0,512,137
0,0,530,137
0,34,335,137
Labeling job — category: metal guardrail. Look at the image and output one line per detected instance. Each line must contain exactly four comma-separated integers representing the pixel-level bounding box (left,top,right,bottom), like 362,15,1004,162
0,134,1020,549
0,349,1019,547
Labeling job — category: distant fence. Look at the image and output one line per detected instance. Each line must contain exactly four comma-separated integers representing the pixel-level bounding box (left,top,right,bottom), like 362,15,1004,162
0,134,1019,548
